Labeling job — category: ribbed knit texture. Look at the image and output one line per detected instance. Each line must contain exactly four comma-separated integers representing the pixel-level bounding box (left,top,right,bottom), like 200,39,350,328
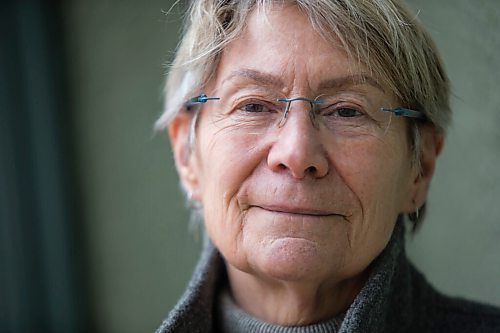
216,289,344,333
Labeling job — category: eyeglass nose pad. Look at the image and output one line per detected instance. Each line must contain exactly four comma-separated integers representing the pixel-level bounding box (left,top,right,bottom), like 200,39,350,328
308,103,320,129
277,100,320,129
277,102,291,127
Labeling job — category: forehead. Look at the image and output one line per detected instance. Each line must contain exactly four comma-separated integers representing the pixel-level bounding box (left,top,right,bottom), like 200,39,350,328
210,4,383,96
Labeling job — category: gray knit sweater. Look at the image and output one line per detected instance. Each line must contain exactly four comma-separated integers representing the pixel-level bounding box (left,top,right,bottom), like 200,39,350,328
156,223,500,332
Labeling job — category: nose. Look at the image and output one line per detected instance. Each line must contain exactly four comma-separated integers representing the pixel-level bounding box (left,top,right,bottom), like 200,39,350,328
267,103,329,179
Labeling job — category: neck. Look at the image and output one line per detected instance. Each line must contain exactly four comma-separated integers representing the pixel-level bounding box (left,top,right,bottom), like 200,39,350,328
226,265,367,326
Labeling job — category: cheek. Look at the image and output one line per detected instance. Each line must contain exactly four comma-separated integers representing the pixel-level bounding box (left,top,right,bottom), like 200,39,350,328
195,123,266,267
334,128,412,210
196,126,263,202
321,134,412,275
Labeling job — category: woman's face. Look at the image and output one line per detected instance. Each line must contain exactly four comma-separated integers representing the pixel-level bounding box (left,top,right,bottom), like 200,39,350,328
171,5,432,284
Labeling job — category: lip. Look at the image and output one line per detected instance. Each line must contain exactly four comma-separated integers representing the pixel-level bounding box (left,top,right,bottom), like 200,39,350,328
253,204,338,217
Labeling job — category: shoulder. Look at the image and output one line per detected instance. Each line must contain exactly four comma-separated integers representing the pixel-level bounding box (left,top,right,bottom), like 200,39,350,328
156,240,224,333
426,291,500,332
408,263,500,333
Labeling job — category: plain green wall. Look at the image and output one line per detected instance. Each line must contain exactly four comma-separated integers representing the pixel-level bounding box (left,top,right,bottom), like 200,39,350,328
404,0,500,309
62,2,200,332
62,1,500,332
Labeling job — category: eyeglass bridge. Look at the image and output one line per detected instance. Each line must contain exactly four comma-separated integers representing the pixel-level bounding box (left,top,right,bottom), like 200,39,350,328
276,97,323,128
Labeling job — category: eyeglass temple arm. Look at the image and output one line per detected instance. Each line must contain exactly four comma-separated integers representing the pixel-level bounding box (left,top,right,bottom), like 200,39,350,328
381,107,426,119
185,94,220,110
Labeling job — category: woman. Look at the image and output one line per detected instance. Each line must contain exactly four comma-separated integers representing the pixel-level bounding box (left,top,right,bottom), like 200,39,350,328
155,0,500,332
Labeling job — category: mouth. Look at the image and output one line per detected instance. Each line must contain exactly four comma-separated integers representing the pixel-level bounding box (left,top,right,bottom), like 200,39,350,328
253,204,338,217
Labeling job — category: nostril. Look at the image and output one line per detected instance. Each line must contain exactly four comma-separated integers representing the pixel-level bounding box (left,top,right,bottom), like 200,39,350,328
305,166,317,175
276,164,322,177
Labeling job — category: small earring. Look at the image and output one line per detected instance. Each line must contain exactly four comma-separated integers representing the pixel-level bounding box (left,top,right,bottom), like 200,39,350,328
186,191,194,209
186,191,202,210
408,202,419,222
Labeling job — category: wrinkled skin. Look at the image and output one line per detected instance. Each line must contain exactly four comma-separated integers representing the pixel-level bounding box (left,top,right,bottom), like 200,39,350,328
169,4,442,326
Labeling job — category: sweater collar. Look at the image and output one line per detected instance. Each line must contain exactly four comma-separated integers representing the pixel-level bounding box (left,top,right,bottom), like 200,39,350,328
156,220,411,333
339,220,412,332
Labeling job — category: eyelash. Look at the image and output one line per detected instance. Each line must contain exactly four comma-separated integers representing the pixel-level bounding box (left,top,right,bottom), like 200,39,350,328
320,103,364,118
235,99,279,114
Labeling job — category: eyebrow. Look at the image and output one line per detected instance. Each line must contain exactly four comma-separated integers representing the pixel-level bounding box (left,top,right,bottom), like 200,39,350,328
317,74,385,92
222,69,284,88
221,69,384,93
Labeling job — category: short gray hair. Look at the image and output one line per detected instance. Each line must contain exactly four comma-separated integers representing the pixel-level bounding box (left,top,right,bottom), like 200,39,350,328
157,0,451,228
157,0,450,129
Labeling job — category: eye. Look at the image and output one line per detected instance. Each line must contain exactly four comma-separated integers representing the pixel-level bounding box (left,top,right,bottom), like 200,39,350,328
336,107,361,118
240,103,269,113
321,104,363,118
236,99,278,114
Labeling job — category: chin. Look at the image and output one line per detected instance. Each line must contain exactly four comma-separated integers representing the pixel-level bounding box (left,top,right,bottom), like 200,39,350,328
250,237,333,282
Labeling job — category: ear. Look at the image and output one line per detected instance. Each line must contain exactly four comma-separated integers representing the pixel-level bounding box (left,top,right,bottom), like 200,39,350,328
402,124,444,213
168,111,201,201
